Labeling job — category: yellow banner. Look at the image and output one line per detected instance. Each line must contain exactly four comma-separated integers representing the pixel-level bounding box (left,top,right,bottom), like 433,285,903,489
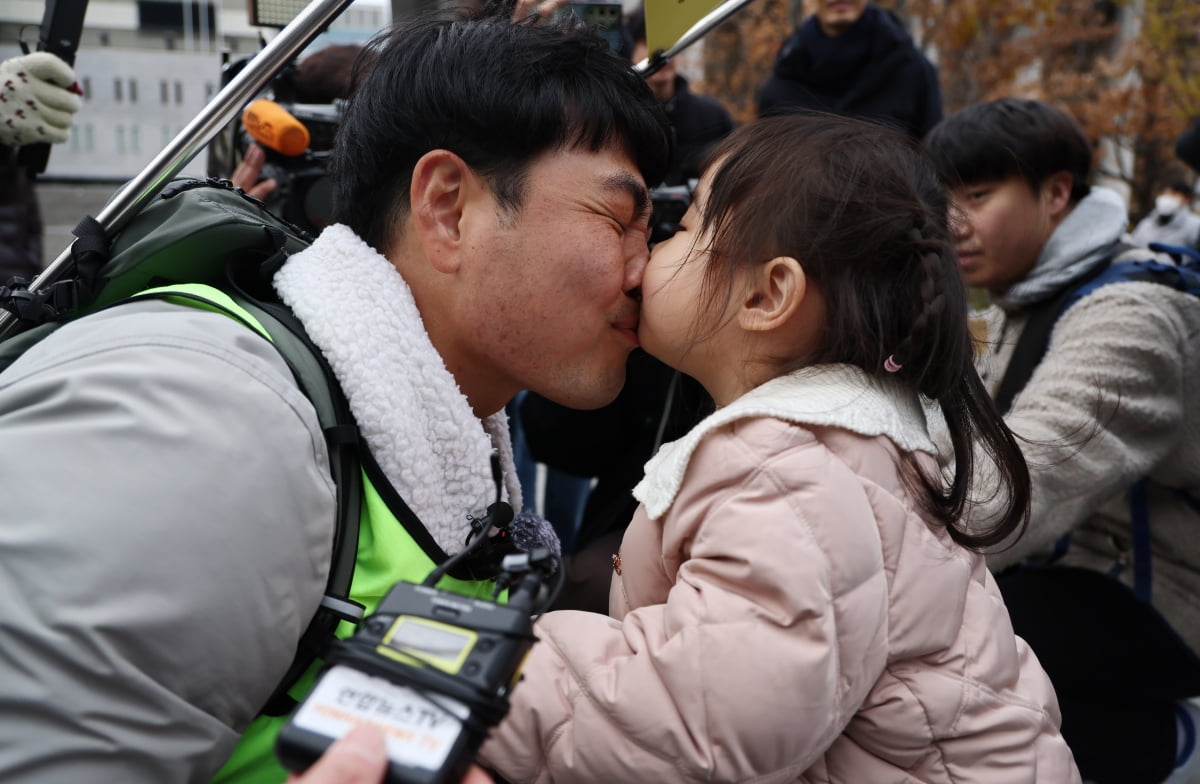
644,0,724,56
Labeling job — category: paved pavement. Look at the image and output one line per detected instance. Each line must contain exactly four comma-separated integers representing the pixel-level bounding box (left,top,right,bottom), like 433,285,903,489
36,179,126,270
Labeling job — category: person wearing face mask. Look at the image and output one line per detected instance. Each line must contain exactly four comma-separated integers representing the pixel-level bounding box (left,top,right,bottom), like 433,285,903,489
1129,178,1200,250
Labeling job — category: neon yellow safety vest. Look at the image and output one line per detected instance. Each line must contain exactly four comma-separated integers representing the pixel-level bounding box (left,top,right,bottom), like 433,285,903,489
137,285,500,784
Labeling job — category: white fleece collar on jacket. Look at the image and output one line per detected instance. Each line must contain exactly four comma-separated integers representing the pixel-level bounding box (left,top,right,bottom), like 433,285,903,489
272,224,521,555
633,364,935,520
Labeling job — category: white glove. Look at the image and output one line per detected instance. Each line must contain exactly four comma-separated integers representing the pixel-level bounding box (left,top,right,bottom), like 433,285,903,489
0,51,82,146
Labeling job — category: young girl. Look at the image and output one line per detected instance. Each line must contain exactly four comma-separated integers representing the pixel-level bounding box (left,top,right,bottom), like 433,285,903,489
479,114,1080,783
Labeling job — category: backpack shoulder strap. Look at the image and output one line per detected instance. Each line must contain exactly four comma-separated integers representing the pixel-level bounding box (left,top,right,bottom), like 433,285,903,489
994,241,1163,415
233,293,365,717
127,282,364,717
993,261,1108,416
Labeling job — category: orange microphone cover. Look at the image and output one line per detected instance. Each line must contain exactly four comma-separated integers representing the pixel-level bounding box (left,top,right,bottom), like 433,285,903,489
242,99,310,156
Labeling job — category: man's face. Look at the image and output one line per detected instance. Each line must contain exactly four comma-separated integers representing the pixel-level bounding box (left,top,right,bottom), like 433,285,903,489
457,145,651,411
813,0,869,36
948,176,1056,294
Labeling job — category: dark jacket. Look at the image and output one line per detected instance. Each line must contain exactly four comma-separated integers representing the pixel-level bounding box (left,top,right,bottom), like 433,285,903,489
520,350,712,551
661,75,735,186
0,145,43,283
1178,115,1200,173
757,5,942,140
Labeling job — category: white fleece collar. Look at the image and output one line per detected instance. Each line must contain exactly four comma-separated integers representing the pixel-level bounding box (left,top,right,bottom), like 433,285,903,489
272,224,522,555
633,364,934,520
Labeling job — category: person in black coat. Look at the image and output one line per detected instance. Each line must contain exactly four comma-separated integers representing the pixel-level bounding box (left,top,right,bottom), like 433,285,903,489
1178,116,1200,173
757,0,942,140
627,8,735,186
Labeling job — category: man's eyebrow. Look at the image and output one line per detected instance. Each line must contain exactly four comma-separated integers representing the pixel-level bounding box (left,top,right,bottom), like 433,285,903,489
604,171,651,222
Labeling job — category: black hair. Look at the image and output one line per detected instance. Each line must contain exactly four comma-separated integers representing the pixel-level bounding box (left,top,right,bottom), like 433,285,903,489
1166,178,1193,197
329,8,671,252
923,97,1093,203
696,113,1030,550
294,43,364,104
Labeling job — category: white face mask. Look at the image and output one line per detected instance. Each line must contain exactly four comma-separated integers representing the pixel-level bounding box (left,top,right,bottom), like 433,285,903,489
1156,193,1184,216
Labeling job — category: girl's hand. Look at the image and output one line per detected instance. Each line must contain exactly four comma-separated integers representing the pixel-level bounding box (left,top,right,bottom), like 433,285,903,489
286,725,495,784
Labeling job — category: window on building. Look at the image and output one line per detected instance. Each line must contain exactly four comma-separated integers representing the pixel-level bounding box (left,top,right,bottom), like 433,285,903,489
81,77,91,100
160,79,169,105
137,1,217,41
129,79,138,104
114,78,123,102
174,81,183,105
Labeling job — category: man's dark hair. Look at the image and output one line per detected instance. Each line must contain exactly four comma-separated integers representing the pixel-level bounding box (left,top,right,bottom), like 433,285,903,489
330,10,671,252
923,97,1093,203
1166,177,1193,196
295,43,364,104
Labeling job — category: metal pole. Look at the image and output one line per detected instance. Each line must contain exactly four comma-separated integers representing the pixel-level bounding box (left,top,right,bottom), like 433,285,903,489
632,0,760,77
0,0,354,338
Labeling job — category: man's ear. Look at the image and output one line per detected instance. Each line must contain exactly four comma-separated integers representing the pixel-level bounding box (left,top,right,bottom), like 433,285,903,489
1042,170,1075,220
410,149,475,274
738,256,806,332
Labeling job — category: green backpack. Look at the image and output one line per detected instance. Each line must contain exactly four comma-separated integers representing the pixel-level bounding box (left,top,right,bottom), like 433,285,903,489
0,177,362,717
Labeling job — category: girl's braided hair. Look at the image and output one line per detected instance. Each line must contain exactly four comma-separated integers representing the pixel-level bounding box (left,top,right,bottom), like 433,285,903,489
692,113,1029,550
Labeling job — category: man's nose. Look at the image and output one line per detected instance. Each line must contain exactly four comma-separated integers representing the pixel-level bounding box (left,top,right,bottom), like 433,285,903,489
624,231,651,295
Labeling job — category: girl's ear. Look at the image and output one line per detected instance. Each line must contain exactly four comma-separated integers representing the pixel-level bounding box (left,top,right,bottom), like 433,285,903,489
738,256,807,332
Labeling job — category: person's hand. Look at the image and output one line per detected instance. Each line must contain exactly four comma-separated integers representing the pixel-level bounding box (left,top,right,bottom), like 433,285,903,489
230,142,278,201
286,725,495,784
0,51,82,147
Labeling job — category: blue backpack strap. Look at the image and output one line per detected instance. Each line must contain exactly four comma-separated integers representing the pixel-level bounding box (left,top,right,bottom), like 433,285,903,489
1148,242,1200,266
1062,258,1200,315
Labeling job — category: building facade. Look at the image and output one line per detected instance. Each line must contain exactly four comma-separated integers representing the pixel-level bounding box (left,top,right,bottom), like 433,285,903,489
1,0,388,180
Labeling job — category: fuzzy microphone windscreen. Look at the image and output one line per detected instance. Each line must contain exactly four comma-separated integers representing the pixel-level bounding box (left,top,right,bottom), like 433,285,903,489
508,510,562,560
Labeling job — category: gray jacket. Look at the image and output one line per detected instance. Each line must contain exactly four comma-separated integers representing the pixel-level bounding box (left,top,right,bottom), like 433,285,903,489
0,300,336,781
0,224,522,781
971,190,1200,651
